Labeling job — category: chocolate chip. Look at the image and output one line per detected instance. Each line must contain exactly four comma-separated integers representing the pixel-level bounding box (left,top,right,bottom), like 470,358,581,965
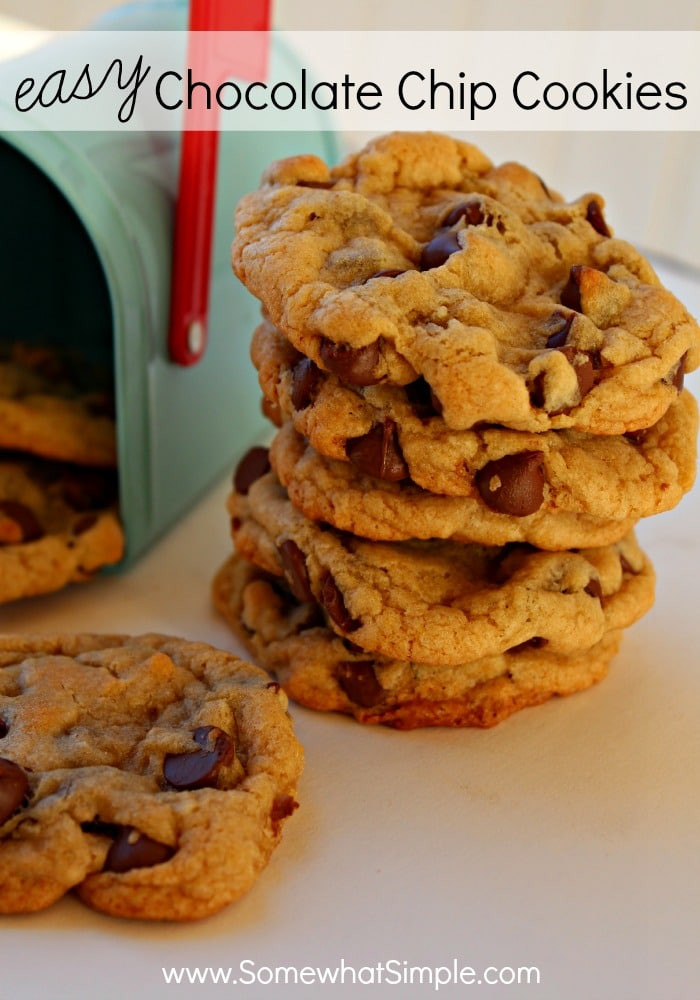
319,338,381,386
163,726,235,791
420,230,462,270
624,429,648,445
233,447,270,495
103,826,175,873
270,794,299,824
0,501,43,543
508,636,549,653
668,352,687,393
295,179,333,188
0,757,29,824
336,661,384,707
442,201,485,228
60,470,117,511
560,265,584,312
277,539,313,602
367,269,406,280
585,578,603,599
346,419,409,481
81,819,122,838
558,347,596,399
586,200,610,237
266,681,281,693
475,452,546,517
545,312,575,349
319,571,360,632
291,357,322,410
404,377,442,420
0,719,7,738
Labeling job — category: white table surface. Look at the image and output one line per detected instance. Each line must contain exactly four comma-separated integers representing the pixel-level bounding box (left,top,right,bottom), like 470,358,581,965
1,259,699,1000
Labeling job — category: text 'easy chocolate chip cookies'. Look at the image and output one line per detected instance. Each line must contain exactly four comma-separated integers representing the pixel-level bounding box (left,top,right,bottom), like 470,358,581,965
216,131,699,729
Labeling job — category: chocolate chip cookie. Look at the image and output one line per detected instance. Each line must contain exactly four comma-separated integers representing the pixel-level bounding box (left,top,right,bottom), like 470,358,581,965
266,396,696,549
0,633,303,920
213,553,623,729
0,346,116,467
229,471,655,666
233,132,699,435
0,456,123,604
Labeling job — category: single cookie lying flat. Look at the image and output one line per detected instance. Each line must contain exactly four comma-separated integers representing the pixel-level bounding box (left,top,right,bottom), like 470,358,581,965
266,392,695,549
233,132,699,434
229,472,655,666
213,553,622,729
0,455,123,604
0,346,116,467
0,633,303,920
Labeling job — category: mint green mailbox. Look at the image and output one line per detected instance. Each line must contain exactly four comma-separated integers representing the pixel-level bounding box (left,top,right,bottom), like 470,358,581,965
0,3,337,563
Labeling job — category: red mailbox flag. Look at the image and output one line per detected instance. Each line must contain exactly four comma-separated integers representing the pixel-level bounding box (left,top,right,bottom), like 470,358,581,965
168,0,271,365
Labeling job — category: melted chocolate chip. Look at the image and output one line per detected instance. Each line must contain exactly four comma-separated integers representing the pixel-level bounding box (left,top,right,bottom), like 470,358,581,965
319,572,360,632
291,357,322,410
163,726,235,791
442,200,485,228
103,826,175,873
367,268,406,280
81,819,122,838
0,757,29,824
319,338,381,386
336,661,384,707
234,447,270,495
420,230,462,270
545,312,575,349
346,419,409,481
560,265,584,312
266,681,281,693
270,794,299,824
508,636,549,653
585,578,603,600
277,539,314,602
669,352,687,393
586,200,610,237
0,501,43,543
558,347,596,399
404,377,441,420
475,452,546,517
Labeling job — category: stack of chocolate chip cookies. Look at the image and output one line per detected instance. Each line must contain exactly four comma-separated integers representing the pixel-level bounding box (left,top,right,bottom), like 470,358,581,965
0,344,123,604
213,131,699,729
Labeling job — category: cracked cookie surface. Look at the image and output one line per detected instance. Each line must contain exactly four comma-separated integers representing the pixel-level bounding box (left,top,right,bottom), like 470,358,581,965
213,553,622,729
233,132,699,434
0,633,303,920
229,472,655,666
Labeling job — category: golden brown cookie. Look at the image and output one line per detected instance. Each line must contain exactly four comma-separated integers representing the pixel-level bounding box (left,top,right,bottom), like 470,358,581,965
213,553,622,729
0,345,116,467
0,455,123,604
0,633,303,920
233,132,699,435
229,471,655,666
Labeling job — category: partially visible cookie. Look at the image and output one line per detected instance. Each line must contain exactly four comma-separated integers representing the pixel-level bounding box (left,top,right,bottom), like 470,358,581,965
213,553,622,729
0,456,123,604
233,132,699,434
0,633,303,920
267,399,696,548
229,472,655,666
0,345,116,467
